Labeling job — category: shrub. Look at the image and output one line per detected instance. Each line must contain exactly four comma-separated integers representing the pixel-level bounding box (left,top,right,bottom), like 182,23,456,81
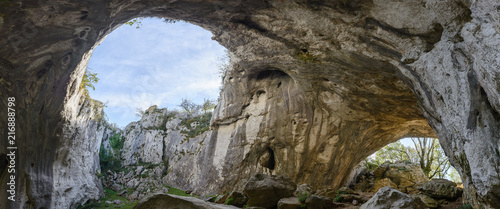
180,112,212,138
459,204,472,209
224,197,235,205
298,192,310,203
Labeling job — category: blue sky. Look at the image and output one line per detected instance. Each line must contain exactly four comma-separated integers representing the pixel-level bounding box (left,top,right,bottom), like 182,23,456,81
87,18,226,128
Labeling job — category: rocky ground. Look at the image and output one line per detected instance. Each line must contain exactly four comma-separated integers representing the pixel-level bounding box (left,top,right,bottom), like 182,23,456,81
84,161,467,209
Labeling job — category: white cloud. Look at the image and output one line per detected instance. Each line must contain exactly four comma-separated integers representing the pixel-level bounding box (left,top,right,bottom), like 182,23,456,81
88,18,226,127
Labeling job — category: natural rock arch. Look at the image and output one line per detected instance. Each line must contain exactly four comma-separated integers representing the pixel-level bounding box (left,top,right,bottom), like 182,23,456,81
0,0,499,208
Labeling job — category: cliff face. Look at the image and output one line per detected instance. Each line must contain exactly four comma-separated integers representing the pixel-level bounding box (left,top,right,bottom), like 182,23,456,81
0,0,499,208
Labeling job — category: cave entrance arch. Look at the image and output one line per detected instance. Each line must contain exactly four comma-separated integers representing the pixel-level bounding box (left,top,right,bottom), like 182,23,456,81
3,0,499,208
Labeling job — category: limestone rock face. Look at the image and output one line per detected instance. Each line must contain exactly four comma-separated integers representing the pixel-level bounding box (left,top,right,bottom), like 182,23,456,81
1,0,500,208
102,107,216,201
52,95,109,208
360,186,425,209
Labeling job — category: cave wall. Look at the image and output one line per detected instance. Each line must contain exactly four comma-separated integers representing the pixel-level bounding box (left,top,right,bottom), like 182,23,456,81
0,0,499,208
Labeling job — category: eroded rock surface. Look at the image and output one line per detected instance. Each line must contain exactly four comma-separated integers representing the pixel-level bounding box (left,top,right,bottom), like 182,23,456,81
134,193,239,209
0,0,499,208
360,186,425,209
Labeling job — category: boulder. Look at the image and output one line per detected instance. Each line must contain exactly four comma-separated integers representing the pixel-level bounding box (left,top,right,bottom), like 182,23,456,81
373,162,391,179
418,179,462,200
383,162,429,188
315,188,337,199
339,194,370,204
215,193,230,204
373,178,397,192
346,163,371,187
360,186,425,209
353,180,373,193
415,194,438,208
244,174,297,208
133,193,240,209
225,192,248,207
305,195,334,209
294,184,314,196
277,197,302,209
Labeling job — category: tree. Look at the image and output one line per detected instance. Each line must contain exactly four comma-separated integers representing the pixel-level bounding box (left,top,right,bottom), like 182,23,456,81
369,137,458,180
80,68,99,98
202,98,216,114
179,98,201,116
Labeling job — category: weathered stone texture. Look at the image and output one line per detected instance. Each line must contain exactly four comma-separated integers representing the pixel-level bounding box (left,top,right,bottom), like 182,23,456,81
0,0,499,208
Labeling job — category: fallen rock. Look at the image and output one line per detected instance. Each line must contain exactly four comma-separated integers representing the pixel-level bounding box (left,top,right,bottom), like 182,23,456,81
336,187,357,195
373,162,391,179
418,179,462,200
373,178,397,192
118,190,127,196
244,174,297,208
339,194,370,203
133,193,240,209
277,197,302,209
315,188,337,199
384,161,429,188
294,184,314,196
225,192,248,207
215,193,230,204
113,199,122,205
415,194,438,208
305,195,334,209
353,180,373,193
360,186,425,209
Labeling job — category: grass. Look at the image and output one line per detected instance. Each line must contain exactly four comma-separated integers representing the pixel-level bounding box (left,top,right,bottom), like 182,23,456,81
77,188,137,209
167,186,192,197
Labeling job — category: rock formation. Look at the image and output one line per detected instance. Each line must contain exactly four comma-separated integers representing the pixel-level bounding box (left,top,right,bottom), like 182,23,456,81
1,0,499,208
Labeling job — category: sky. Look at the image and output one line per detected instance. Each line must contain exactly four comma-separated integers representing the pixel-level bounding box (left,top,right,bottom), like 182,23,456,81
87,18,226,128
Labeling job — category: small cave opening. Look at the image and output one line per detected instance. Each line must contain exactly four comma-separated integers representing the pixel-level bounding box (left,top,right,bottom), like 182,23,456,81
255,69,290,80
267,147,276,170
259,147,276,170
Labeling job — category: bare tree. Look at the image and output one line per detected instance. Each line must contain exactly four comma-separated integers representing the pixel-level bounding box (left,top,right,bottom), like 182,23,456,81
370,137,456,179
179,98,201,116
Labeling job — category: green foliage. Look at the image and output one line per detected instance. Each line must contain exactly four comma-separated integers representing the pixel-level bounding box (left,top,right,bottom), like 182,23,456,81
80,68,99,98
109,133,124,152
224,197,235,205
333,195,344,203
77,188,137,209
125,17,143,29
167,186,191,197
297,192,310,203
99,133,125,174
458,203,472,209
99,145,122,174
202,98,217,114
180,112,212,139
333,190,346,203
125,17,183,29
297,50,317,63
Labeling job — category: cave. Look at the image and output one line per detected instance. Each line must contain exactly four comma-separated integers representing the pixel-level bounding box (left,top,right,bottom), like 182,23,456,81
1,0,500,208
